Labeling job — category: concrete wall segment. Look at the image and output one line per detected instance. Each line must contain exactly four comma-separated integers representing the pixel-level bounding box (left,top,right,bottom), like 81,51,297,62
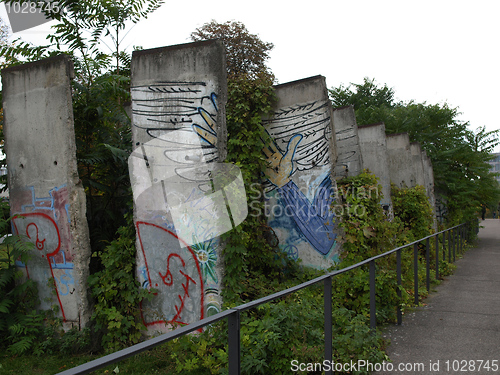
130,40,229,333
357,122,393,215
262,75,340,269
3,54,79,192
410,142,425,187
2,54,91,328
386,132,415,188
332,105,363,178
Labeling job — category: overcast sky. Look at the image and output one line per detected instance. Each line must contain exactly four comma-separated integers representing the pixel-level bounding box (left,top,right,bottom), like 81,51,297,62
2,0,499,150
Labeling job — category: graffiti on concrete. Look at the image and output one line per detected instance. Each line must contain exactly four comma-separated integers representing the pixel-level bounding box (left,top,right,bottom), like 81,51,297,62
263,100,337,260
131,81,218,163
130,80,227,328
264,101,332,170
136,222,204,326
10,185,75,321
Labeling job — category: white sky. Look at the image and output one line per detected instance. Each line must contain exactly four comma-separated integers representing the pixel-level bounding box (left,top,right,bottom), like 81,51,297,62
2,0,499,150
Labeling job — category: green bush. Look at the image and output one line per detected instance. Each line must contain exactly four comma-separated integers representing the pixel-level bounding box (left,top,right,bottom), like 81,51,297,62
170,285,387,375
88,212,154,352
391,183,434,242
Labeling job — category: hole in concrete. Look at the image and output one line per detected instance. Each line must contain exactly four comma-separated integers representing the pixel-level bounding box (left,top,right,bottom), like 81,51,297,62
54,161,58,166
20,164,24,168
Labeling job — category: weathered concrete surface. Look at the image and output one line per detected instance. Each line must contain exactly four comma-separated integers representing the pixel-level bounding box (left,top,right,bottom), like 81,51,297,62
386,133,415,188
332,106,363,179
129,40,228,333
376,219,500,374
358,123,392,214
262,75,340,269
2,55,91,328
410,142,425,186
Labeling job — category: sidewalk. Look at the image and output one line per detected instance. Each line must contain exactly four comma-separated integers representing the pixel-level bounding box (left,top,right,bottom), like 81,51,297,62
375,219,500,374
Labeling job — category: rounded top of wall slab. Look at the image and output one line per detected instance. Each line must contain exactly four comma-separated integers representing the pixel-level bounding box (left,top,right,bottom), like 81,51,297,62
1,54,74,79
274,75,325,89
358,122,385,129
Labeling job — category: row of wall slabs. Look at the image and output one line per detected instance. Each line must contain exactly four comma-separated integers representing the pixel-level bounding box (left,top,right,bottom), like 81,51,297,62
2,40,436,332
127,40,436,333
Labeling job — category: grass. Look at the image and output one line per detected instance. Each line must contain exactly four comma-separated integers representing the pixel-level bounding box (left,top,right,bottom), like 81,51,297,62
0,345,180,375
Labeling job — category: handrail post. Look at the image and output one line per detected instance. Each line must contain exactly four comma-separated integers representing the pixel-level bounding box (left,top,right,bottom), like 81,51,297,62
448,230,451,263
461,225,464,253
435,234,439,280
414,243,419,305
459,225,462,254
324,276,333,375
228,310,241,375
426,237,430,292
442,232,446,261
453,228,456,261
369,260,376,330
396,249,402,325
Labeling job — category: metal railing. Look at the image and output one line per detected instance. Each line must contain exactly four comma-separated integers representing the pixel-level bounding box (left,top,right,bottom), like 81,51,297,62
58,220,478,375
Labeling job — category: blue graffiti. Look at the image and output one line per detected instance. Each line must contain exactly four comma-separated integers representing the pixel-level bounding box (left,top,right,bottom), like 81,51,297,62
56,269,75,296
277,175,336,255
284,244,299,260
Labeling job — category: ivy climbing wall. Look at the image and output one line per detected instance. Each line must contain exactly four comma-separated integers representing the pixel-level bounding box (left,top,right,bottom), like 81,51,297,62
2,55,91,328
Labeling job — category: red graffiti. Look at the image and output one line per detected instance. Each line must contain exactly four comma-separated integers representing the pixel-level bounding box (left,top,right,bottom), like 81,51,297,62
136,221,204,327
12,212,66,321
26,223,46,252
159,253,184,286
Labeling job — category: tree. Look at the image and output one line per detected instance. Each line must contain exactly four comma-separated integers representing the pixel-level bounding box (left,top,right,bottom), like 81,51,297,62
0,17,10,67
191,20,274,80
329,78,500,223
329,77,395,125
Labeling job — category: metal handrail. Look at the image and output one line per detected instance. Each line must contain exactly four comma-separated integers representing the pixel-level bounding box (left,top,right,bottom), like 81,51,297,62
57,220,477,375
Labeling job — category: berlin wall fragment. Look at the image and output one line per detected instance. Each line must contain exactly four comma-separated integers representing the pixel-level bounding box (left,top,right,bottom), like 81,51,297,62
129,40,241,333
358,123,393,214
332,105,363,179
410,142,425,187
262,75,340,268
386,133,415,188
386,134,437,225
2,55,91,328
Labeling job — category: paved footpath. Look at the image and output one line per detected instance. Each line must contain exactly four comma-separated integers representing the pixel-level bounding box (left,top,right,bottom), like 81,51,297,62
375,219,500,375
